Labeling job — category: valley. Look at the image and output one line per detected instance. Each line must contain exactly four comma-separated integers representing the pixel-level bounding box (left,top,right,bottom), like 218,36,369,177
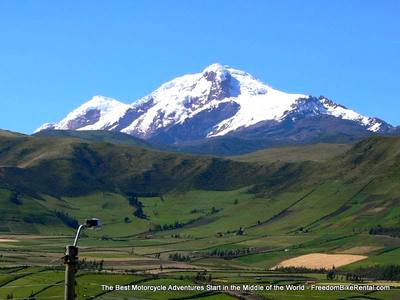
0,132,399,299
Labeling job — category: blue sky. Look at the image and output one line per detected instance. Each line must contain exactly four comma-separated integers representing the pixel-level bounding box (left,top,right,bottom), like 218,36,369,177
0,0,399,133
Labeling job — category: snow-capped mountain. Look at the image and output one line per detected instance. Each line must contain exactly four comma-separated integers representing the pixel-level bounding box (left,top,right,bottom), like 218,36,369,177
36,96,130,132
36,63,392,144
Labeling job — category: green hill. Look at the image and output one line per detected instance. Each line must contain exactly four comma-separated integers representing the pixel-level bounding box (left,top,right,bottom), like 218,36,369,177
0,134,399,234
0,134,274,196
0,129,25,138
230,143,352,163
33,129,152,148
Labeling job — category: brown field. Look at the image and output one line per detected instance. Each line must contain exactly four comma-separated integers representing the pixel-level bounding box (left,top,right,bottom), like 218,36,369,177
274,253,367,269
0,238,19,242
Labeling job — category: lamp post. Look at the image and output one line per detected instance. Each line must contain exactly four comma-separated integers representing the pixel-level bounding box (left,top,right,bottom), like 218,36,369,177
64,218,102,300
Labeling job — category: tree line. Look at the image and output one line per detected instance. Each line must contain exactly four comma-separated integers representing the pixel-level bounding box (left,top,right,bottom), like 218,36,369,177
169,253,191,262
204,247,255,258
77,258,104,271
369,225,400,238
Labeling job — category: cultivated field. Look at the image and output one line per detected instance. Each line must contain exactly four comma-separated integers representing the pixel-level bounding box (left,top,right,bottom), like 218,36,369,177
274,253,367,269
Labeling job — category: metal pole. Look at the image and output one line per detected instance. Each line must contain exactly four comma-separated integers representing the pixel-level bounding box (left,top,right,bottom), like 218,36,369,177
64,220,101,299
64,245,78,300
73,225,85,247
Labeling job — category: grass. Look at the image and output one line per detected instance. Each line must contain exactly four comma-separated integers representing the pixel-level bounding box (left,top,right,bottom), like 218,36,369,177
0,269,64,299
33,273,145,299
230,143,352,163
343,247,400,269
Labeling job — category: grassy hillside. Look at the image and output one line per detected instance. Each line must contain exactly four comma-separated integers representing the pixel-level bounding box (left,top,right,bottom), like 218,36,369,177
230,143,352,163
33,129,151,148
0,135,399,233
0,134,278,196
0,129,25,138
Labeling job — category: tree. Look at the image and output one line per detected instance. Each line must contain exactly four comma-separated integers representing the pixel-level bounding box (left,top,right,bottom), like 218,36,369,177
133,202,147,219
127,194,147,219
327,266,337,280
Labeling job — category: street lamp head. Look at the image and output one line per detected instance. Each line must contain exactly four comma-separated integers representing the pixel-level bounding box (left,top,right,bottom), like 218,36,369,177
72,218,102,247
85,218,102,230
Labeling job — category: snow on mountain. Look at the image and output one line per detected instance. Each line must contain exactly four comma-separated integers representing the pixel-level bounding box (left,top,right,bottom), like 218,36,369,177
35,64,391,141
120,63,307,137
319,98,383,132
35,96,130,132
281,96,386,133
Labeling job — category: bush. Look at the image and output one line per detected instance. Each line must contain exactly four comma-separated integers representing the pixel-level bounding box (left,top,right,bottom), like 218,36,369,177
169,253,191,262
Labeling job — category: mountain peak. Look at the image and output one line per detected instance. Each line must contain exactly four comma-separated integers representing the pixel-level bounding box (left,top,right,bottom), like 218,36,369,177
203,63,228,73
202,63,230,82
35,95,130,132
85,95,121,106
202,63,252,79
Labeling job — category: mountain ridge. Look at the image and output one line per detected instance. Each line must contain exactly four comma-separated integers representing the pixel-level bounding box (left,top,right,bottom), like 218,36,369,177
36,64,394,149
2,132,400,197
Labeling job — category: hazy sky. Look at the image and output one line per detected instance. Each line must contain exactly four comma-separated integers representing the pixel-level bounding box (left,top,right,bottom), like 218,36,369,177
0,0,399,133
